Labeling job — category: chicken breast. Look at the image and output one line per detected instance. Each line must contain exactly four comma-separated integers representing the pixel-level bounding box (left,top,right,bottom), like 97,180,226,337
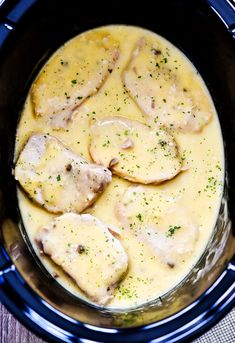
14,134,112,213
116,185,198,267
36,213,128,305
89,116,182,184
122,38,212,132
32,30,119,129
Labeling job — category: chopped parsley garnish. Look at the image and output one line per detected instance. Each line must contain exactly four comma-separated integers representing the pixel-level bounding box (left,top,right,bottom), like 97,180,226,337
166,225,181,237
56,174,61,181
159,140,167,147
102,140,110,147
136,213,143,222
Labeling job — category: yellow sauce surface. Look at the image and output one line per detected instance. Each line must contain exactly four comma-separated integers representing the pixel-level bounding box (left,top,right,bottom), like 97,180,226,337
15,25,224,309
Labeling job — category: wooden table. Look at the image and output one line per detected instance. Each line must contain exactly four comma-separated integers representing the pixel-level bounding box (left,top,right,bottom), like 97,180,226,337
0,303,44,343
1,302,235,343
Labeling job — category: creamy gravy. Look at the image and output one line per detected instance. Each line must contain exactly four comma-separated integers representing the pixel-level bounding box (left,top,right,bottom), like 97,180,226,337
15,25,224,309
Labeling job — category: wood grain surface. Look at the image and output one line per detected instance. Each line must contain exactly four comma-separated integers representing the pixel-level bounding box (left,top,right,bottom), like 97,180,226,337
0,303,44,343
1,301,235,343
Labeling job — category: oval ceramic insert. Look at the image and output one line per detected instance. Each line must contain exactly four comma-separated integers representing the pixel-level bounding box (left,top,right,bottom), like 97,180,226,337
15,25,224,309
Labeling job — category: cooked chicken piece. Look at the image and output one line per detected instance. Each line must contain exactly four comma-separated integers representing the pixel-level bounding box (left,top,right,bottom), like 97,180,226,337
116,185,198,267
36,213,128,305
32,30,119,129
122,38,212,132
89,116,182,184
14,134,112,213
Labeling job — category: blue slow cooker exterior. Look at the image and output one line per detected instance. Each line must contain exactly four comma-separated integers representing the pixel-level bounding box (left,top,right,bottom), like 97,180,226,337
0,0,235,342
0,243,235,342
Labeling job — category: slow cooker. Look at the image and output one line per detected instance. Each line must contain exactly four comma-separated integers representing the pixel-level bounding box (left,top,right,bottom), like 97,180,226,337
0,0,235,342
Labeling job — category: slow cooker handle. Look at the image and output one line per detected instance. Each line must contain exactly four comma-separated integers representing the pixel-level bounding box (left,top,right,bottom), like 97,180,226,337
206,0,235,38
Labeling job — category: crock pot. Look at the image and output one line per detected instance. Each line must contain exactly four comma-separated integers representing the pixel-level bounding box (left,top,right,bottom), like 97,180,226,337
0,0,235,342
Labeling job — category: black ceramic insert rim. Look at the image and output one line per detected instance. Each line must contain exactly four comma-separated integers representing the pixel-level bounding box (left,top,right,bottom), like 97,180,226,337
0,1,235,342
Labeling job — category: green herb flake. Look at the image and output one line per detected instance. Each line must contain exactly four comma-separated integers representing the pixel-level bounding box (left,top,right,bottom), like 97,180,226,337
136,213,143,222
166,225,181,237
